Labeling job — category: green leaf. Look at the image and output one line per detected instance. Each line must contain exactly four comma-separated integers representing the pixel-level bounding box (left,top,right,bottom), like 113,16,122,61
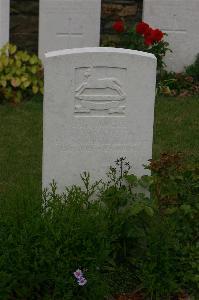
20,52,30,62
144,206,154,216
131,202,144,215
124,174,138,186
30,66,37,74
30,55,38,65
32,86,39,94
16,59,22,68
180,204,192,213
9,44,17,55
0,79,7,87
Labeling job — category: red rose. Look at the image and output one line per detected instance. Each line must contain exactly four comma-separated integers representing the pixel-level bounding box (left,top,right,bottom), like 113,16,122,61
151,29,164,42
136,22,149,35
143,27,153,38
112,20,125,33
144,36,153,46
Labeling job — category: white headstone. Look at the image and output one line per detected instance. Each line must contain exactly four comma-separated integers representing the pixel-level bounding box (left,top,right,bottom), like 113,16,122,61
143,0,199,72
0,0,10,48
43,47,156,190
39,0,101,60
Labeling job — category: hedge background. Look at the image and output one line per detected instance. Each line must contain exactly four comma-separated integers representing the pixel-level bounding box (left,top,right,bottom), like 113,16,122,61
10,0,143,53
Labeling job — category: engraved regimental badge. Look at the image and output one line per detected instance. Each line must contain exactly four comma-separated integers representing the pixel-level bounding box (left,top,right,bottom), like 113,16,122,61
74,66,126,115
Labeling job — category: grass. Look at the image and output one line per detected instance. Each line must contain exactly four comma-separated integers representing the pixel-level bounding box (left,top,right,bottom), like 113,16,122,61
0,100,43,205
0,95,198,201
153,96,199,165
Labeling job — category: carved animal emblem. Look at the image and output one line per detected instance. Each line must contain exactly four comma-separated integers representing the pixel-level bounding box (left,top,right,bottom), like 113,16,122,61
75,68,126,101
75,67,126,114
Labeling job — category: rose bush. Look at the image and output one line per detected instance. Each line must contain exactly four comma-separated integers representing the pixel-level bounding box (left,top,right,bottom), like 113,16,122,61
112,20,171,73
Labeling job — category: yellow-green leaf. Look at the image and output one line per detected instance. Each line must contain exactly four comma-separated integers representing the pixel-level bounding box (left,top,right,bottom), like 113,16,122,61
23,80,31,88
0,80,7,87
16,69,23,76
9,44,17,55
31,66,37,74
21,52,30,62
40,87,44,94
16,60,22,68
9,58,14,66
30,55,38,65
1,56,9,67
32,86,39,94
21,76,28,82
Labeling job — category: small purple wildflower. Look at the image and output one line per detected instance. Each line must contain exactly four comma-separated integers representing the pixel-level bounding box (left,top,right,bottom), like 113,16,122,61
73,269,87,286
77,277,87,286
73,269,83,279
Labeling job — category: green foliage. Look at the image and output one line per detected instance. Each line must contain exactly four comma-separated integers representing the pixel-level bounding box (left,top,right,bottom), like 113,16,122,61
123,28,170,72
137,217,179,299
157,55,199,97
0,178,111,299
0,43,43,103
0,155,198,299
185,54,199,82
144,153,199,298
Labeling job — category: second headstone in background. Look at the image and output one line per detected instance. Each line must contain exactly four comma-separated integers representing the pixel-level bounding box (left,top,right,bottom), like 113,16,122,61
39,0,101,60
143,0,199,72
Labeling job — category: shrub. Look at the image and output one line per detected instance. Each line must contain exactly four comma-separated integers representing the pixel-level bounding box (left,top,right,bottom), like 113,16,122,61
0,43,43,104
0,155,198,299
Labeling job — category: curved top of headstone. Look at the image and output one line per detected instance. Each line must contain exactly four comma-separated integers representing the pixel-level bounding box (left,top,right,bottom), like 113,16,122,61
45,47,156,60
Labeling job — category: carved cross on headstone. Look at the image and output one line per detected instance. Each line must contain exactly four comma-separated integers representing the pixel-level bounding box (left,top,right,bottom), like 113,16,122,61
56,17,83,37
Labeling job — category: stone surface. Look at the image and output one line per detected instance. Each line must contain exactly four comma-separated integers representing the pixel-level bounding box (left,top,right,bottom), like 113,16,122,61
43,47,156,190
39,0,101,59
0,0,10,48
143,0,199,72
102,3,138,17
